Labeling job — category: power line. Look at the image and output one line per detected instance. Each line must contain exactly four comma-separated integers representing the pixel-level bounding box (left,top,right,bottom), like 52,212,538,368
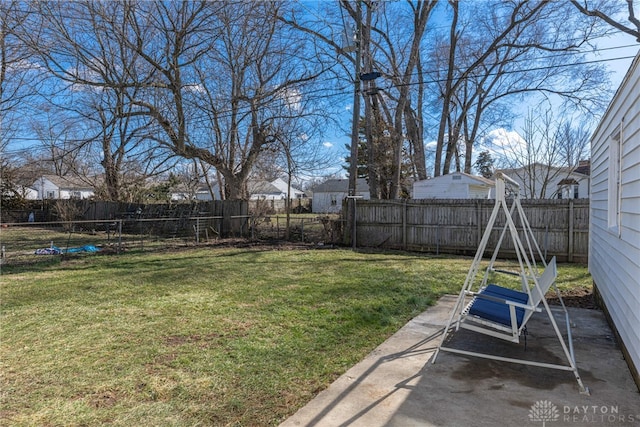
382,53,638,92
2,51,637,156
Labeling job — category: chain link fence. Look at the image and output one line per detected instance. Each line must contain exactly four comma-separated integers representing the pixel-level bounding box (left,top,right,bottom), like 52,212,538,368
0,213,345,269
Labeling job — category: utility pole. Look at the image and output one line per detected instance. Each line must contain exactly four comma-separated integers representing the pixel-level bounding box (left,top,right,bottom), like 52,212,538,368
348,0,362,198
346,1,362,249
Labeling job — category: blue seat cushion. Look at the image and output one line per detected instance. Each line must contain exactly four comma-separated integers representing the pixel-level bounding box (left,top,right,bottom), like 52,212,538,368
468,285,528,327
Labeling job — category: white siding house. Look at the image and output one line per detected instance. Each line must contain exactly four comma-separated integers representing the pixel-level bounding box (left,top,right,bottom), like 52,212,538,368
312,178,370,213
249,178,305,200
412,172,493,199
170,186,215,201
170,179,304,201
589,51,640,388
496,162,590,199
32,175,95,200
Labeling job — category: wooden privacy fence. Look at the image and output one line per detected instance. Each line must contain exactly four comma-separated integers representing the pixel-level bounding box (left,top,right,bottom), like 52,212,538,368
349,198,589,263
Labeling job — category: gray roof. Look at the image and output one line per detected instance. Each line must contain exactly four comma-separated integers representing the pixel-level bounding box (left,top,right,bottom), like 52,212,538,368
248,181,282,195
312,178,369,193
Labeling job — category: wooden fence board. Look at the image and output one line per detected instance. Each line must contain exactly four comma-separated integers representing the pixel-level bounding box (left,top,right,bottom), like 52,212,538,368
350,199,589,263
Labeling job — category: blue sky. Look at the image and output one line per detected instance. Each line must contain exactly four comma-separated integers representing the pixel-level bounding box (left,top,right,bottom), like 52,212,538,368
4,2,639,183
320,28,640,179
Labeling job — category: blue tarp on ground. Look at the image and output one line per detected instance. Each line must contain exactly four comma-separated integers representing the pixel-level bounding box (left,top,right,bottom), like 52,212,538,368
35,245,100,255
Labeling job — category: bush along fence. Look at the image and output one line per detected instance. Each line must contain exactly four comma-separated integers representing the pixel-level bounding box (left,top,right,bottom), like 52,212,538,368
345,198,589,263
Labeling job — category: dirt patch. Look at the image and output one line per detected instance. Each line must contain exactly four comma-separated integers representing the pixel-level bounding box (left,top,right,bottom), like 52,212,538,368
87,389,119,408
546,287,598,310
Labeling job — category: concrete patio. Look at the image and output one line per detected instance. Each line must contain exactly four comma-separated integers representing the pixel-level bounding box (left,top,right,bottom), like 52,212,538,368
281,295,640,427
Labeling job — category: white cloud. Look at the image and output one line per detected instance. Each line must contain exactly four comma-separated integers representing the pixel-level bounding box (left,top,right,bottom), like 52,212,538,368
323,141,333,148
483,128,527,155
184,83,206,93
8,59,43,73
277,87,302,111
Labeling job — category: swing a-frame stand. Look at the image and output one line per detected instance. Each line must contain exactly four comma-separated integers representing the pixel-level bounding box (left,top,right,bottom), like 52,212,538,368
432,172,589,395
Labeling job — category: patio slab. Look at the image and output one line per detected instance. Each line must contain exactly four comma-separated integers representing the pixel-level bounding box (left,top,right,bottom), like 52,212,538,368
280,295,640,427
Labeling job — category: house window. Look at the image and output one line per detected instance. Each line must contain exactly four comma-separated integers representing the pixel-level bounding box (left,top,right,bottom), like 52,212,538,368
573,185,579,199
46,191,56,199
330,195,337,206
608,128,621,231
70,191,82,199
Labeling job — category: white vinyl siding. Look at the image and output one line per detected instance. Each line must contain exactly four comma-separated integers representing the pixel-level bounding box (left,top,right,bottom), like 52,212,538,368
608,129,622,231
589,52,640,380
413,173,492,199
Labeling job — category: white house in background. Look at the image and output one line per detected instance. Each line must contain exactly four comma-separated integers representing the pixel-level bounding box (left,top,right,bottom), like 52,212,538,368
170,185,215,201
32,175,95,200
495,162,590,199
23,187,38,200
589,51,640,389
171,178,305,201
312,178,370,213
249,178,305,200
3,184,38,200
412,172,493,199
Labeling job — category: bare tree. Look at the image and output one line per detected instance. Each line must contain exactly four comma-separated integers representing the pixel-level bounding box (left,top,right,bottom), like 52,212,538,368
570,0,640,42
338,0,437,198
181,2,327,199
1,1,40,151
30,106,85,176
495,105,589,198
19,1,168,200
430,0,610,177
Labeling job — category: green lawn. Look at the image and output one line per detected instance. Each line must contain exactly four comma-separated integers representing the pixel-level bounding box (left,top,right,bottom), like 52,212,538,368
0,247,592,426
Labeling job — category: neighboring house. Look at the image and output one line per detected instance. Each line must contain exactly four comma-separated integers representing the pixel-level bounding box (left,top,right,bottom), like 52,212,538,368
312,178,370,213
170,185,215,201
171,179,305,201
412,172,493,199
589,51,640,388
270,178,306,199
249,178,305,200
32,175,95,200
2,184,38,200
495,162,590,199
23,187,39,200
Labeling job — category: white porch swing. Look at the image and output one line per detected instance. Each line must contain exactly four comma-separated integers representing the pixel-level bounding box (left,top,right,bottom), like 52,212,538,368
432,172,589,395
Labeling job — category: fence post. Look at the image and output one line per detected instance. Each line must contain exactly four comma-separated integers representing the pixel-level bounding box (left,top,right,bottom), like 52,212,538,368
402,199,407,250
117,220,122,254
476,200,482,248
568,200,574,263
